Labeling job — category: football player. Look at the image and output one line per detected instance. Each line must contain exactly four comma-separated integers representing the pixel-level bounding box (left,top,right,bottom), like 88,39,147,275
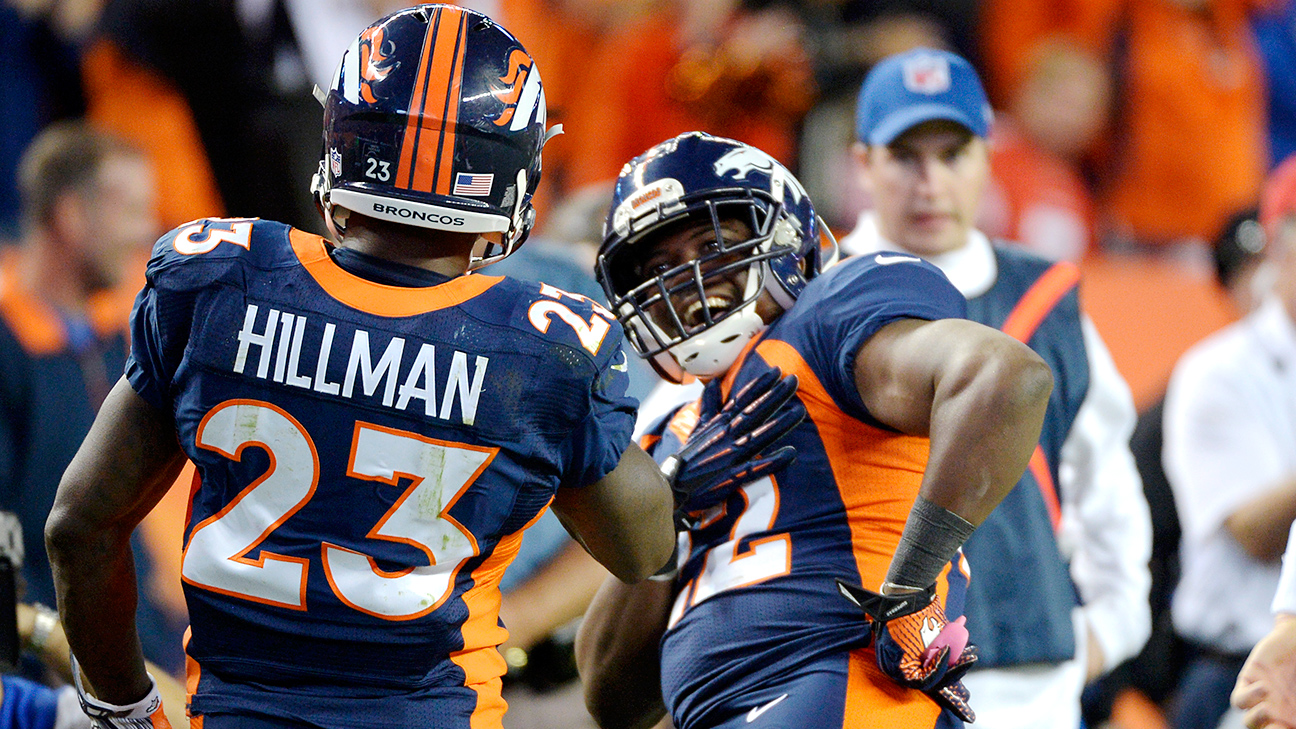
575,132,1054,729
43,7,799,728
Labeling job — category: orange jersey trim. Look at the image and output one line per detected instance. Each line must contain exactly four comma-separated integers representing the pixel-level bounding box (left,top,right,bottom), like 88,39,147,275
755,339,930,591
288,229,501,317
999,260,1079,533
843,650,942,727
449,504,551,729
1028,446,1063,532
1000,261,1080,343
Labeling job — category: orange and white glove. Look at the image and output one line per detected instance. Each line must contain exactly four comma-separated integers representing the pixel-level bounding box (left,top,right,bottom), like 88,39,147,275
837,580,978,722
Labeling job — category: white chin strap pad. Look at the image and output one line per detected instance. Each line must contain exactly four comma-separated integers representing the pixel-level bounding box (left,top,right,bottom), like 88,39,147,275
667,305,766,379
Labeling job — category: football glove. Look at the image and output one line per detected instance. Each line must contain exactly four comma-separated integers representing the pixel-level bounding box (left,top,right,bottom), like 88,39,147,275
836,580,978,723
71,655,172,729
661,368,805,523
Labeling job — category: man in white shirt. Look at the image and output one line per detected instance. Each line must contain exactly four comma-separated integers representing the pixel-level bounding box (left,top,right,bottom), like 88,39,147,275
1221,154,1296,729
839,47,1151,729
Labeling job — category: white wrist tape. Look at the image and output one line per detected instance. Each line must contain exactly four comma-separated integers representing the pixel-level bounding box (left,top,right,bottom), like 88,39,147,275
71,654,162,724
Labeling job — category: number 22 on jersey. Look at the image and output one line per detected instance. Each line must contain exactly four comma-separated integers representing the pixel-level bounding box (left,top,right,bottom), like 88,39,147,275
668,475,792,628
181,399,497,620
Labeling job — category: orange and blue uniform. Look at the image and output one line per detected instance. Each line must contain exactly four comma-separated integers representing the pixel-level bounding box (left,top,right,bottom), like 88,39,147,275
125,218,635,727
640,253,970,729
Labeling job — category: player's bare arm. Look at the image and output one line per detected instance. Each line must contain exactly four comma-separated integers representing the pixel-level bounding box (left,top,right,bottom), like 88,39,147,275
575,575,673,729
45,376,186,705
854,316,1053,525
551,443,676,583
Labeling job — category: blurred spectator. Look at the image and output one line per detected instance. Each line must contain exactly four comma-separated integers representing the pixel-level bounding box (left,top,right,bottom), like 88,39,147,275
794,2,973,232
550,0,814,190
773,0,984,102
0,0,86,241
1,602,189,728
0,122,184,674
94,0,324,233
1161,153,1296,729
979,0,1121,107
1101,0,1268,255
843,48,1151,729
978,39,1111,262
1,0,225,235
1252,0,1296,170
0,509,187,727
1213,208,1273,315
1080,206,1270,729
980,0,1269,257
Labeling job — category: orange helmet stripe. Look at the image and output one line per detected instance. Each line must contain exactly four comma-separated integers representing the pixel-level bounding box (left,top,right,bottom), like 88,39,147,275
396,6,467,194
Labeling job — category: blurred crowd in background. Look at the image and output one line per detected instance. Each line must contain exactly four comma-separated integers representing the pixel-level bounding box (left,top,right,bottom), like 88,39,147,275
3,0,1296,728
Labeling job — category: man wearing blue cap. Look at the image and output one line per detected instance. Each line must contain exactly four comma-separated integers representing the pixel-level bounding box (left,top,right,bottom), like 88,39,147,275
842,47,1153,729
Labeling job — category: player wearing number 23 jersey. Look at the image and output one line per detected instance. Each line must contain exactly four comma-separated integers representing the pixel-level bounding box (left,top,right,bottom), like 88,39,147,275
45,7,695,729
126,217,634,725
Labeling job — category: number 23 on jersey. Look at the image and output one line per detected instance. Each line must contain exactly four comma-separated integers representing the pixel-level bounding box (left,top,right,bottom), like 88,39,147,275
181,399,498,621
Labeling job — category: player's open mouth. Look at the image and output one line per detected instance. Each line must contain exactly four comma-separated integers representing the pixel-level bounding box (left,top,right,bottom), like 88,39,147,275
682,296,734,329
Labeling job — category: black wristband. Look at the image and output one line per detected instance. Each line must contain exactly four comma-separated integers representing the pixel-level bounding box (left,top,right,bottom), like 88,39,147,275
885,495,976,590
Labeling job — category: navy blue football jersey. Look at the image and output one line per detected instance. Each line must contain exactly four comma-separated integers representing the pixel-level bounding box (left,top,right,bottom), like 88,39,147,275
642,253,971,729
126,218,634,724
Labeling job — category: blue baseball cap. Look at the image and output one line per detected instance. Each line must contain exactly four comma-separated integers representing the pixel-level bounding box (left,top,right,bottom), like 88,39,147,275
855,48,993,145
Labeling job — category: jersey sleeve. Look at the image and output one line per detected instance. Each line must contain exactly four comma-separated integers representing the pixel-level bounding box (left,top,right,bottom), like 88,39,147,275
783,254,967,423
126,218,270,411
553,315,638,489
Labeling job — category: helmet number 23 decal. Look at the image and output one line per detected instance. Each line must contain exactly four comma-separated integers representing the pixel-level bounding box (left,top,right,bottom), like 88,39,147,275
364,157,392,182
527,283,615,355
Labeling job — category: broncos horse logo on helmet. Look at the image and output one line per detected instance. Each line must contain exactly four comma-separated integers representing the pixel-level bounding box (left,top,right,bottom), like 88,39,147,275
358,25,398,104
312,4,556,267
596,132,838,383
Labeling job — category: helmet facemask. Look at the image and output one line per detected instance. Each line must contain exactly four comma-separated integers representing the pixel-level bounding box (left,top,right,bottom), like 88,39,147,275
603,193,800,382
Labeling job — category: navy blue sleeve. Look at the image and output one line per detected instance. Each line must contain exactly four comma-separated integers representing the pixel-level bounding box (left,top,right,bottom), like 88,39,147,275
777,254,967,423
125,219,260,411
125,284,171,411
125,227,195,412
558,326,638,489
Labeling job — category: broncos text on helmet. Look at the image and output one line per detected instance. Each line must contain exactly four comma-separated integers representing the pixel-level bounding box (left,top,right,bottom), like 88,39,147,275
596,132,838,383
312,4,557,267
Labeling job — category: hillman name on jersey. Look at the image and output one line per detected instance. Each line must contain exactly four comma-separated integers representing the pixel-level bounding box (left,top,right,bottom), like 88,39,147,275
232,303,489,426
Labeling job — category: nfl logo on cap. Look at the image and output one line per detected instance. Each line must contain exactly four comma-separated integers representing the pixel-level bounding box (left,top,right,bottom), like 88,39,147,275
854,47,992,145
903,54,951,95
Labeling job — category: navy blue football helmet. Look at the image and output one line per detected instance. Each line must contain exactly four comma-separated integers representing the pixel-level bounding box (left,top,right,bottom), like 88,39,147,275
312,4,554,267
596,132,837,382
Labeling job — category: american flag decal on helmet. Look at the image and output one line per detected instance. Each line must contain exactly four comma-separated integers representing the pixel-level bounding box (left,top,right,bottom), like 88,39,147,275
452,172,493,196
